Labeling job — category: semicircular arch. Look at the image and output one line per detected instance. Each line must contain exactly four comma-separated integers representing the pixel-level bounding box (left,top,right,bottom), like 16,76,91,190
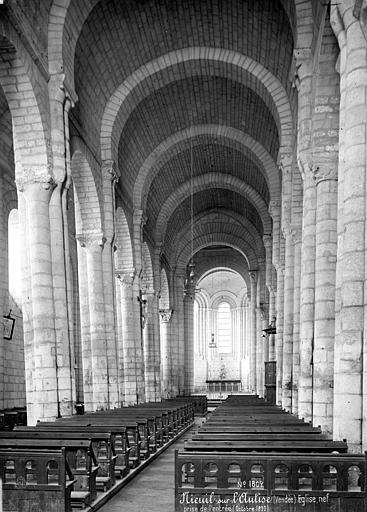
135,125,279,209
101,47,293,165
155,174,271,245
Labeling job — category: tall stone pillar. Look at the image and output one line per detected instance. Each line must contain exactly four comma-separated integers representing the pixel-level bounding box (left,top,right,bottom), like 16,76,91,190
268,267,277,362
48,74,76,416
256,307,264,397
282,228,294,411
263,234,273,365
292,228,302,415
49,183,75,416
249,271,258,393
160,309,173,397
310,166,338,435
269,201,283,404
298,171,316,422
18,179,59,424
143,289,161,401
184,286,195,394
114,272,124,404
101,160,120,408
331,2,366,451
77,233,109,410
117,270,144,404
173,274,185,394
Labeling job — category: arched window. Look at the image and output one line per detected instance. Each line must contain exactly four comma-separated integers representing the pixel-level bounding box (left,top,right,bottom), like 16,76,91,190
8,209,22,305
217,302,232,354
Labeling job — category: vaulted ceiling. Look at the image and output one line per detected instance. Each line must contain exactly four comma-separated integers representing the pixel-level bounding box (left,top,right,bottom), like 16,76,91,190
67,0,300,281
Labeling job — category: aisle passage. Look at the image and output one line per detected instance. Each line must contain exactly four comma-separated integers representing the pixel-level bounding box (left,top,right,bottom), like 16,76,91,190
98,428,194,512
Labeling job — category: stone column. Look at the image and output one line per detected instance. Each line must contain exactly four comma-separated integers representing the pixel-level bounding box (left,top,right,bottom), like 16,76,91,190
298,171,316,422
331,2,366,451
101,160,120,408
143,289,161,401
282,227,294,411
268,268,277,362
77,233,109,410
160,309,173,398
174,274,185,395
49,183,75,417
310,165,338,435
269,201,283,404
263,234,273,364
18,178,59,424
48,74,76,416
256,307,264,397
114,272,124,404
184,286,195,394
117,270,142,404
249,271,258,393
293,47,316,423
292,228,302,415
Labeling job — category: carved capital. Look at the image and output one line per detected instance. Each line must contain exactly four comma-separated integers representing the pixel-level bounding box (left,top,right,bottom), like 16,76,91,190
268,200,281,219
159,308,173,323
292,48,313,90
291,227,302,244
262,234,273,251
249,270,258,284
49,73,66,104
116,269,136,288
16,170,55,193
278,154,293,173
311,164,338,184
133,209,148,230
102,159,120,183
76,232,106,248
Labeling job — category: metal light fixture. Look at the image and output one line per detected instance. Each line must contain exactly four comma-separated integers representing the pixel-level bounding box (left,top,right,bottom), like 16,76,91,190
262,316,276,336
209,332,216,348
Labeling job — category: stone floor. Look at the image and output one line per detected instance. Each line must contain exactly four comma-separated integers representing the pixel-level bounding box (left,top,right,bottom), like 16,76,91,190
98,425,197,512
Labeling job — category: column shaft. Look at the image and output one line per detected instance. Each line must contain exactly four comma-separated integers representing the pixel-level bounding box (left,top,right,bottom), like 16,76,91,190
282,232,294,411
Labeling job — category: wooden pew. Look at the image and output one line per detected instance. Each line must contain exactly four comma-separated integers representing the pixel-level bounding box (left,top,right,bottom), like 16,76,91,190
24,424,130,480
55,417,143,468
175,450,367,511
10,428,117,492
0,447,75,512
0,438,97,509
199,424,322,433
183,439,348,453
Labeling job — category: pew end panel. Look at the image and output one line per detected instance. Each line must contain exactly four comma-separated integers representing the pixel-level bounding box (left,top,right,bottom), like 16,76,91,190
175,451,367,512
0,448,74,512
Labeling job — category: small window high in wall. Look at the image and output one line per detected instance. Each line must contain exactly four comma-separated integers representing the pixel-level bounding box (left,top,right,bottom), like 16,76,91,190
217,302,232,354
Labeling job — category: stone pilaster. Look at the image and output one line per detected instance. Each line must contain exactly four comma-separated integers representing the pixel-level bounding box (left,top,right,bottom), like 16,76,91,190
256,306,264,397
143,289,161,401
184,284,195,394
76,233,109,410
282,227,294,411
160,308,173,398
173,274,185,394
114,271,124,404
102,160,120,408
116,270,145,404
292,227,302,415
298,170,316,422
263,234,273,364
249,271,258,393
49,182,75,417
269,200,283,403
